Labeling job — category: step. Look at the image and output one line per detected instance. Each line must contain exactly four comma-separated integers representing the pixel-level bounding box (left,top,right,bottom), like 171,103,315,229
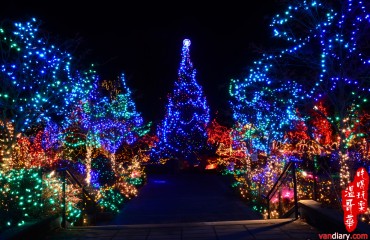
298,199,370,235
42,218,320,239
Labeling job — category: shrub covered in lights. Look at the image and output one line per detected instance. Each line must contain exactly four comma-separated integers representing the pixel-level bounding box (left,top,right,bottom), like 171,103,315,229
0,168,83,233
97,187,125,213
91,154,116,188
0,168,43,231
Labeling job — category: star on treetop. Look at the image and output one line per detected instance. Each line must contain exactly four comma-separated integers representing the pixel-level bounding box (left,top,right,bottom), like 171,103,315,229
183,39,191,47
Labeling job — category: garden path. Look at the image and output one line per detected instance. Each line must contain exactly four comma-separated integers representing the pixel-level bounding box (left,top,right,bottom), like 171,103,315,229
96,169,263,225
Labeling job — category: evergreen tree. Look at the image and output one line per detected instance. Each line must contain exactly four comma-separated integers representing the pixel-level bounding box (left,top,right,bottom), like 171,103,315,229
98,73,151,172
151,39,210,165
0,18,86,170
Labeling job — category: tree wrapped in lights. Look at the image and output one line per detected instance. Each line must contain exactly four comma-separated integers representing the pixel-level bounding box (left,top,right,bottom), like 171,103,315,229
98,73,151,173
12,130,46,168
230,69,303,154
151,39,210,165
230,0,370,188
60,66,100,154
0,18,87,170
60,72,150,185
206,118,232,158
60,66,111,185
61,101,90,157
41,120,62,166
268,0,370,186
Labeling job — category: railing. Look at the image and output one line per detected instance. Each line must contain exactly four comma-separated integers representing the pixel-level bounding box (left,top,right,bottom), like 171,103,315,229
262,160,300,220
57,168,97,228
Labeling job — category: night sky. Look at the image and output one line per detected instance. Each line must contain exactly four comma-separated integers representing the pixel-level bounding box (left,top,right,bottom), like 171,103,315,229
1,1,282,127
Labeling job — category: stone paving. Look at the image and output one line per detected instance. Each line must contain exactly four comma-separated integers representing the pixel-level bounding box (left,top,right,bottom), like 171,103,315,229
41,170,321,239
43,219,320,240
97,171,263,225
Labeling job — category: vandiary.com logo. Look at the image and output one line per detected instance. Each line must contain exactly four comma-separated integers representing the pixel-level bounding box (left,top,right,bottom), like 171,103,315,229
341,167,369,233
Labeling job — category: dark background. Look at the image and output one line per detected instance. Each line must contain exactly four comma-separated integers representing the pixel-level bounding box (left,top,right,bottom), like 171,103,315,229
1,1,282,127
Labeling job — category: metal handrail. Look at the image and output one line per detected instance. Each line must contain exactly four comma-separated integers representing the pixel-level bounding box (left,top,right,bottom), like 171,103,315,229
262,160,299,220
64,168,95,202
266,161,293,201
57,167,97,228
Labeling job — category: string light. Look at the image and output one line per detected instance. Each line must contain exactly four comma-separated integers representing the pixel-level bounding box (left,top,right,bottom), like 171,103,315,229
0,18,149,231
150,39,210,164
228,0,370,220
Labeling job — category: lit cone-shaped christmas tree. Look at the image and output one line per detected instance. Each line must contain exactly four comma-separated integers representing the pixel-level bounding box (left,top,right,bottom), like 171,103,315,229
151,39,210,166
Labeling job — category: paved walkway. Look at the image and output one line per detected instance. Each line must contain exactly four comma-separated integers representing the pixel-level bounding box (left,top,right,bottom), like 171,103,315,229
43,218,320,239
41,170,320,239
97,170,263,225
